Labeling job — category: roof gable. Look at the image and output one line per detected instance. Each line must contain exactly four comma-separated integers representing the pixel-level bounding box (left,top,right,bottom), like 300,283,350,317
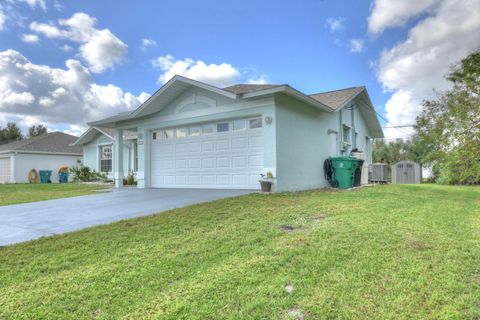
72,127,137,146
309,87,365,110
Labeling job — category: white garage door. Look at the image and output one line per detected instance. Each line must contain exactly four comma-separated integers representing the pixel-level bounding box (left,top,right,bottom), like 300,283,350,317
0,157,11,183
151,117,264,189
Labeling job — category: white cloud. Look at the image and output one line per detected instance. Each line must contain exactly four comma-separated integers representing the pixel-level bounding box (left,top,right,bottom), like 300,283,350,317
29,21,64,37
8,0,46,11
368,0,441,34
141,38,157,51
59,44,73,52
373,0,480,139
349,38,364,53
325,17,345,33
30,12,128,73
0,10,5,30
152,54,241,87
247,75,268,84
0,50,149,132
21,33,39,43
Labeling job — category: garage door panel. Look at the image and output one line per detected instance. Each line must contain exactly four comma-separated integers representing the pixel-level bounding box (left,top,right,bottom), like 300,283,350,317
232,137,247,148
188,158,202,168
202,158,215,168
188,143,202,152
249,135,262,147
151,120,263,189
216,175,230,185
0,158,11,183
232,175,247,185
187,176,201,185
216,157,230,168
175,143,188,153
202,141,215,152
232,156,247,167
249,155,263,167
216,140,230,150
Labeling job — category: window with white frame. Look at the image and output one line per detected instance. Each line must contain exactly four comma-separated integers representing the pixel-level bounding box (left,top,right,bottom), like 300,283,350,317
189,126,201,136
217,122,229,132
202,124,215,134
176,128,187,138
100,145,112,172
233,119,247,131
162,129,174,139
249,117,262,129
342,125,351,144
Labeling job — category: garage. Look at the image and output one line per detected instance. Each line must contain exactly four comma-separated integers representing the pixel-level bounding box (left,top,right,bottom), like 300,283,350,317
0,157,11,183
150,116,264,189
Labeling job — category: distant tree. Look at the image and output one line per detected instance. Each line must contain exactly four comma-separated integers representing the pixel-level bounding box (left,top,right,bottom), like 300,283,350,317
415,50,480,184
0,122,23,145
373,136,426,165
28,124,48,138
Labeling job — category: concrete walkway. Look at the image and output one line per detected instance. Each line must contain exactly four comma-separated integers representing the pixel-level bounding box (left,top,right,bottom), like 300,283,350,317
0,188,252,246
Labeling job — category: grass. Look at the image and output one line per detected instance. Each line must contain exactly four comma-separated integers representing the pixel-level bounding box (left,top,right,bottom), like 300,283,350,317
0,183,109,206
1,184,479,319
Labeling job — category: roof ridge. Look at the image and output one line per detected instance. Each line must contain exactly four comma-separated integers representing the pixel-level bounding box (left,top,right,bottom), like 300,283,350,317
223,83,283,88
309,86,365,96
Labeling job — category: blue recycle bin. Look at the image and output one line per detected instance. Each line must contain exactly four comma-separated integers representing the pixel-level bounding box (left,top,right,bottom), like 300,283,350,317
39,170,52,183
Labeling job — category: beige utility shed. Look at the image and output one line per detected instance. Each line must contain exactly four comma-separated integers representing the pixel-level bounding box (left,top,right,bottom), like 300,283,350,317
391,160,422,184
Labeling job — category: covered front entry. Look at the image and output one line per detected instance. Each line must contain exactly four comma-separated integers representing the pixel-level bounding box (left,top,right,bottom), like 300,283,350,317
150,117,264,189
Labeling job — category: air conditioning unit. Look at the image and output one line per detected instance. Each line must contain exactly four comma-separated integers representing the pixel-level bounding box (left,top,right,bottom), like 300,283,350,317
370,163,388,184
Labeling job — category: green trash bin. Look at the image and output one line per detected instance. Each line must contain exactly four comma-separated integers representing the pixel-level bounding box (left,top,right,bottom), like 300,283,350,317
39,170,52,183
330,156,358,189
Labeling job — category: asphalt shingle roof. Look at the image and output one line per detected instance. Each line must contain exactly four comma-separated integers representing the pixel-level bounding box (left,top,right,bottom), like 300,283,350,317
223,84,365,111
309,86,365,110
223,84,284,95
0,132,82,154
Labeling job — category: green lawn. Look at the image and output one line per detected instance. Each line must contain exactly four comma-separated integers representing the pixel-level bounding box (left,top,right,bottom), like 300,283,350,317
0,183,110,206
1,185,479,319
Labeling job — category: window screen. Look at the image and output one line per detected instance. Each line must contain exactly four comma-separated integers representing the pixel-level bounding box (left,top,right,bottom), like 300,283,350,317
100,145,112,172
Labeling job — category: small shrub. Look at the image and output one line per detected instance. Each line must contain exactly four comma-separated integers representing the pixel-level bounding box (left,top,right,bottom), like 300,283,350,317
69,160,111,183
123,170,137,186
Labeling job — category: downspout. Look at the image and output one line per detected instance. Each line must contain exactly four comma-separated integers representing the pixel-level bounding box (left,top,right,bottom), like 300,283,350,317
339,108,343,155
351,103,356,149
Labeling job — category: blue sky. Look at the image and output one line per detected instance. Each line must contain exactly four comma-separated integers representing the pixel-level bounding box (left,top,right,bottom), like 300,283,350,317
0,0,479,138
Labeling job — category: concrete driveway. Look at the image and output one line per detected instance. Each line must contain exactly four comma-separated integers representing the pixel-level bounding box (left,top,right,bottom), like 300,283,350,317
0,188,252,246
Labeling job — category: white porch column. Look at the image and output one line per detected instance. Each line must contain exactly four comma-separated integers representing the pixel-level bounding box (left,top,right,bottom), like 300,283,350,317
136,129,147,188
114,129,124,188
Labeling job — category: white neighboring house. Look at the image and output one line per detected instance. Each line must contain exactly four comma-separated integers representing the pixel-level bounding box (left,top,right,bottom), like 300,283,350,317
0,132,83,183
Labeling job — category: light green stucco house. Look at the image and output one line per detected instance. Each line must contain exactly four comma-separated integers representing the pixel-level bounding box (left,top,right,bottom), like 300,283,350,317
73,75,384,191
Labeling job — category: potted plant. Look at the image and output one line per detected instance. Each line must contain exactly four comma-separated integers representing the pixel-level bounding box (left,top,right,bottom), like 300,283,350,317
259,171,274,192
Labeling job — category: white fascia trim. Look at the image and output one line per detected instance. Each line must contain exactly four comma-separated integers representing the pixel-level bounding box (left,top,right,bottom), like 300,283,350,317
71,127,95,146
0,150,82,156
71,127,115,146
